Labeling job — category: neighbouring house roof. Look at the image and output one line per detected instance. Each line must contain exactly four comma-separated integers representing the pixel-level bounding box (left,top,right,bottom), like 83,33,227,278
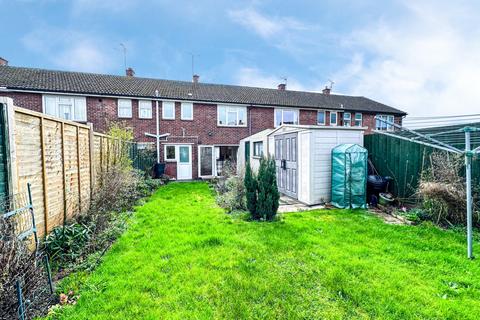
0,66,406,115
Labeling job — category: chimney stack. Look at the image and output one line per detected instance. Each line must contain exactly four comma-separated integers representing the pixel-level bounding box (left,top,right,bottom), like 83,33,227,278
126,67,135,77
322,86,331,95
277,83,286,91
0,57,8,66
192,74,199,84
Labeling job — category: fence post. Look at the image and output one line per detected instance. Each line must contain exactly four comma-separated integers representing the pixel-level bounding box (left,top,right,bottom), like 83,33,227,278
88,123,95,196
16,279,25,320
61,122,67,224
39,116,49,236
76,126,82,213
27,183,39,252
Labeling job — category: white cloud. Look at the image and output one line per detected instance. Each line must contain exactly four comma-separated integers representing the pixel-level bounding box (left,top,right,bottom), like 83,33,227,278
333,1,480,118
22,26,118,73
228,7,308,39
234,66,318,91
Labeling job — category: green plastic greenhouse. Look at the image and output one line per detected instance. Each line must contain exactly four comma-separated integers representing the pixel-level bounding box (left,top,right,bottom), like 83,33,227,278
331,144,368,209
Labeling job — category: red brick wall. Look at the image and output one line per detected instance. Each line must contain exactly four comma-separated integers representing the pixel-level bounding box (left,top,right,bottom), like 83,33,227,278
4,91,403,177
300,109,317,125
3,92,42,112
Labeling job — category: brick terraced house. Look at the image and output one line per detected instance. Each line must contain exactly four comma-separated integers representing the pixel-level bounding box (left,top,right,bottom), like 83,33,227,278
0,64,406,180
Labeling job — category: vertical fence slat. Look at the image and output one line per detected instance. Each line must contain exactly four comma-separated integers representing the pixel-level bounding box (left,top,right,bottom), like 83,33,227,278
40,116,49,235
76,126,82,213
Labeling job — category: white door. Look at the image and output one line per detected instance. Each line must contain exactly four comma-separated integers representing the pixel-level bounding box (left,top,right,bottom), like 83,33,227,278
177,145,192,180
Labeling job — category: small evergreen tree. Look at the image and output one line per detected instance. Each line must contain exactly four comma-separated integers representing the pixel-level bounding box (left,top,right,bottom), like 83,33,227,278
244,162,259,219
256,157,280,220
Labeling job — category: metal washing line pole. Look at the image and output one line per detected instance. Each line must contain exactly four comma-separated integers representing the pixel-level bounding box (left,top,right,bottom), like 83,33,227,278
375,117,479,259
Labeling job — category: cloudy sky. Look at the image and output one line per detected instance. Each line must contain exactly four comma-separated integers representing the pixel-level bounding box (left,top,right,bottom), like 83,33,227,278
0,0,479,117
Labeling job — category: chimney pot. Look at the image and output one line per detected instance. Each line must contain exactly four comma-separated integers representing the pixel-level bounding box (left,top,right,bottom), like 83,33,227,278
278,83,286,90
126,67,135,77
0,57,8,66
322,86,331,95
192,74,200,84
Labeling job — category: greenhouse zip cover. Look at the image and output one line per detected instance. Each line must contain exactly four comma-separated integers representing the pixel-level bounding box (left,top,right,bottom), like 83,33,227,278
375,116,480,259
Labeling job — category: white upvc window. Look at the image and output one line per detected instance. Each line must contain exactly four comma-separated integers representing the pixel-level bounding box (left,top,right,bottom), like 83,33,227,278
376,114,395,131
138,100,152,119
217,105,247,126
43,95,87,121
165,145,176,161
253,141,263,157
330,111,338,126
118,99,132,118
181,102,193,120
162,101,175,119
343,112,351,127
274,108,299,127
317,111,326,125
354,113,363,126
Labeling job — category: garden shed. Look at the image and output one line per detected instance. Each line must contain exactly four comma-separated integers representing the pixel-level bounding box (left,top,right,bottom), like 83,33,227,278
238,125,365,205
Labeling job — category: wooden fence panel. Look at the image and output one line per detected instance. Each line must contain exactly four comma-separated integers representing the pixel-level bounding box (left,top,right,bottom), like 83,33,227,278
43,118,64,231
14,111,46,237
0,105,151,238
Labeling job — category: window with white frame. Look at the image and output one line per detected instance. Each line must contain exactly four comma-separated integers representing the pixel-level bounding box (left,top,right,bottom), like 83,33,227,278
43,95,87,121
253,141,263,157
217,105,247,126
162,101,175,119
317,111,326,125
181,102,193,120
165,145,176,161
275,109,299,127
118,99,132,118
330,111,337,126
343,112,351,127
354,113,362,126
138,100,152,119
376,115,395,131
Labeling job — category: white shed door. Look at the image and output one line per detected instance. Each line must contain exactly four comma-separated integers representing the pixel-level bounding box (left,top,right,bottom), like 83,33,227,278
274,133,298,199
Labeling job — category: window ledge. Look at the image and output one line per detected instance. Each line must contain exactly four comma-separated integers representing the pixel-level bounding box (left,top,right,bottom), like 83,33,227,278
217,124,248,128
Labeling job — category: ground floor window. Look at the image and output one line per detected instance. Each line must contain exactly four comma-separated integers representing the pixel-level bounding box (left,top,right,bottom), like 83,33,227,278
165,145,176,160
253,141,263,157
199,145,238,177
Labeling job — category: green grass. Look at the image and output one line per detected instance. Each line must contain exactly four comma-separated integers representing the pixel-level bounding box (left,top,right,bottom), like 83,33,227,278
50,182,480,319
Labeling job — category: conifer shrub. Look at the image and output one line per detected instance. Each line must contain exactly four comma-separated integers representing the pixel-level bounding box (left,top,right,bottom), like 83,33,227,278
244,162,259,219
255,157,280,221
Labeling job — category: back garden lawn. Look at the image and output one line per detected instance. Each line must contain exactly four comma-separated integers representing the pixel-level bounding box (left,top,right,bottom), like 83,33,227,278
50,182,480,319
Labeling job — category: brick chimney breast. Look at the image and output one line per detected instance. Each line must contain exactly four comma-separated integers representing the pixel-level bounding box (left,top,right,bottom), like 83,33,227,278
193,74,199,84
0,57,8,66
322,86,331,95
126,67,135,77
278,83,286,90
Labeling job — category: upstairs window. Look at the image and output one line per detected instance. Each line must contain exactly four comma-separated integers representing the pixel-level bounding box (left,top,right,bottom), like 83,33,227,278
138,100,152,119
217,105,247,126
162,101,175,119
330,111,338,126
43,95,87,121
317,111,326,125
376,115,395,131
253,141,263,157
181,102,193,120
354,113,362,126
118,99,132,118
275,109,299,127
343,112,351,127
